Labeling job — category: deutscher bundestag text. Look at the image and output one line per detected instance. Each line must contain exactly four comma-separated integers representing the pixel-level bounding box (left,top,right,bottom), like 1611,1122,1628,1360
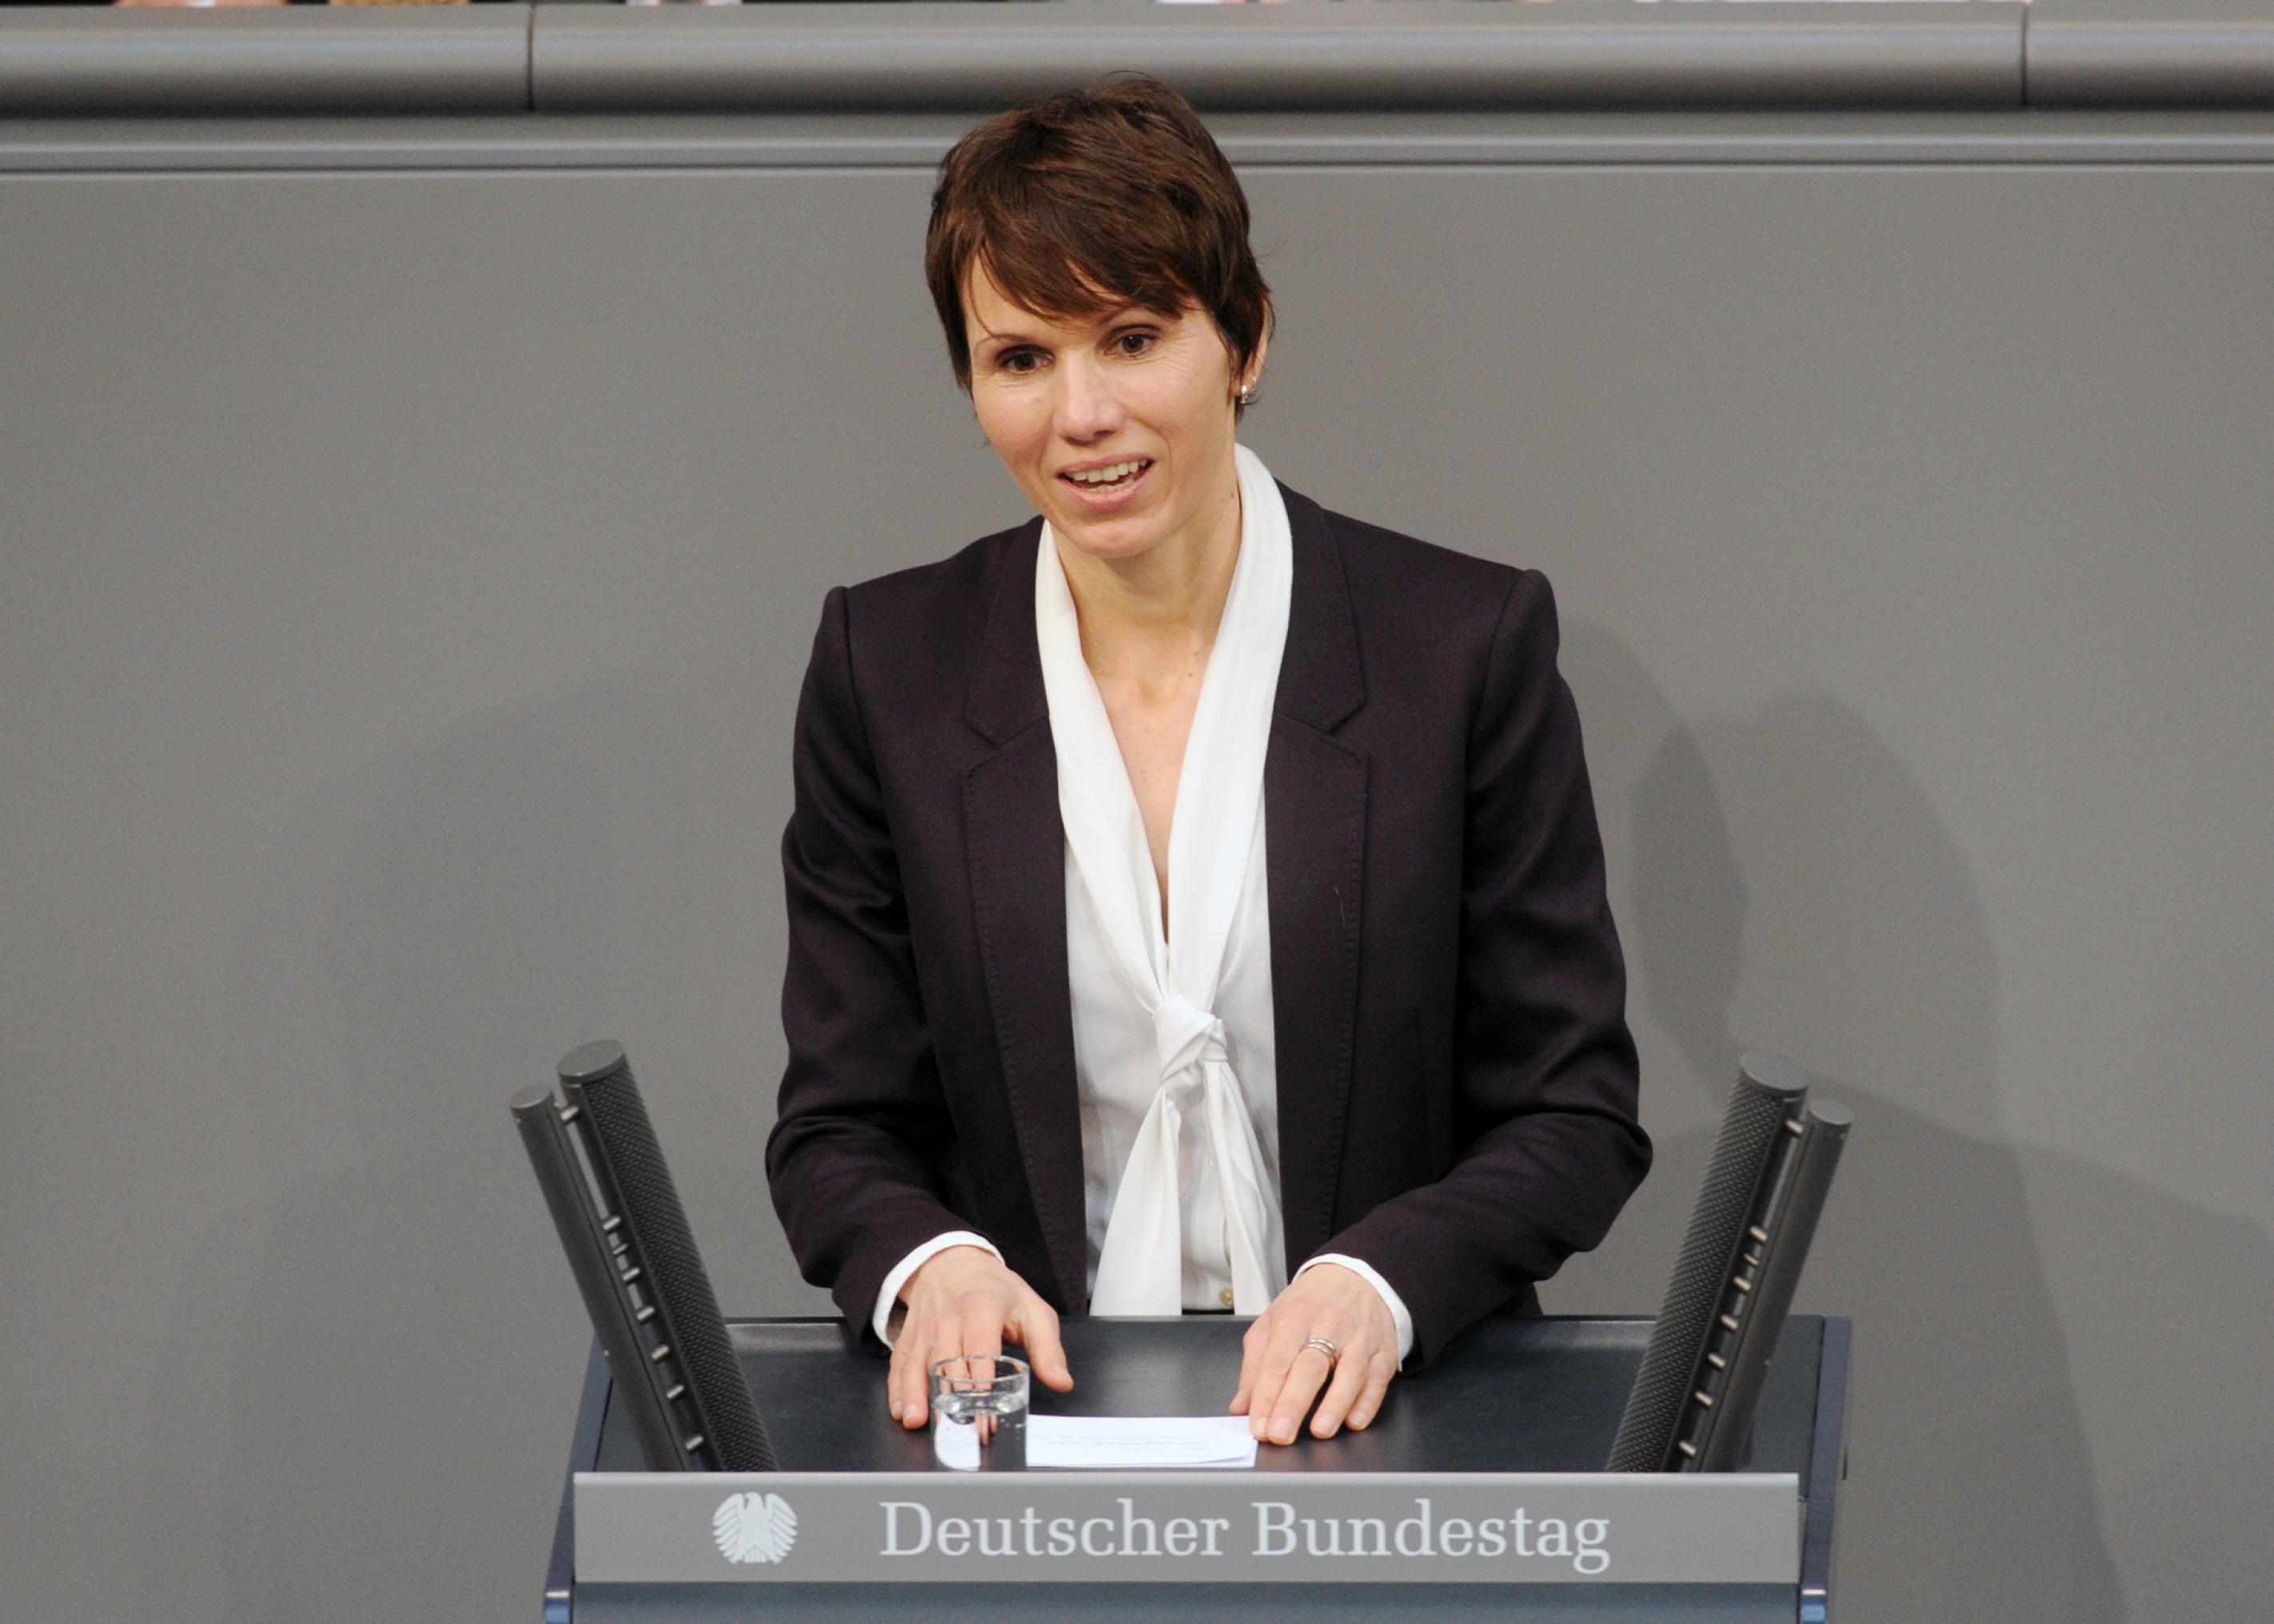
880,1497,1612,1574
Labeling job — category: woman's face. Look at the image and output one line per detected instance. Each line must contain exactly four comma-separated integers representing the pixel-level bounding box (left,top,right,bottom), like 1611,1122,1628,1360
962,263,1262,567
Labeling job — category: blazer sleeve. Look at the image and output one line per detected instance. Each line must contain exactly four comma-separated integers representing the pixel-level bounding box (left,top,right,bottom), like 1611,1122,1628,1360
765,585,988,1338
1318,569,1652,1363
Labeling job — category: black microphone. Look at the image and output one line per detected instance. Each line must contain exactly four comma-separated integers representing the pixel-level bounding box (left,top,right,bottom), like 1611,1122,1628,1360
512,1083,691,1471
512,1040,777,1472
1609,1052,1850,1472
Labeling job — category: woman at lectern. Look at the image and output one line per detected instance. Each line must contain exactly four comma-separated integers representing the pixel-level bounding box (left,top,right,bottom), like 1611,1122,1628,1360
765,75,1648,1449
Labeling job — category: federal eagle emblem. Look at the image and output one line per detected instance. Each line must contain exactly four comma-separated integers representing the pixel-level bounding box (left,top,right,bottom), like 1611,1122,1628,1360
713,1491,799,1565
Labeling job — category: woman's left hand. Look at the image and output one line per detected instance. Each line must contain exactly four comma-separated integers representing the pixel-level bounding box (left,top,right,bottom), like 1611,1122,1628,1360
1230,1263,1399,1445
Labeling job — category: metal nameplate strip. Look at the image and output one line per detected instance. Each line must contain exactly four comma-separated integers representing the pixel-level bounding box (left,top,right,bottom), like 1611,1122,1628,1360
575,1470,1799,1585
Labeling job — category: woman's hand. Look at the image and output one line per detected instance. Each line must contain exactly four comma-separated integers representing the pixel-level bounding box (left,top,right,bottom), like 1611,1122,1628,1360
1230,1263,1399,1444
888,1245,1074,1429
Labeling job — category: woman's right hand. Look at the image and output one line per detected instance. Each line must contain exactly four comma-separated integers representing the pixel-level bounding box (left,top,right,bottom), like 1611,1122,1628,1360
888,1245,1075,1429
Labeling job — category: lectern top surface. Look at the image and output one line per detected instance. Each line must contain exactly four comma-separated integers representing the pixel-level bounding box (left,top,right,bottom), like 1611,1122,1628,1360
590,1313,1824,1478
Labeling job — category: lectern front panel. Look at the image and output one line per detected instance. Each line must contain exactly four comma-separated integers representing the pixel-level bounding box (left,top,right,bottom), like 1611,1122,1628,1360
554,1315,1841,1623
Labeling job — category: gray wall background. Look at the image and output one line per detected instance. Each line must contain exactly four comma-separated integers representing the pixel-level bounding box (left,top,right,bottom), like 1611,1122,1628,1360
2,131,2269,1624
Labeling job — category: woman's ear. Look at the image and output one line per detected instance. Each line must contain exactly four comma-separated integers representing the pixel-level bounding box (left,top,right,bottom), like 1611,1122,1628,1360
1237,316,1270,402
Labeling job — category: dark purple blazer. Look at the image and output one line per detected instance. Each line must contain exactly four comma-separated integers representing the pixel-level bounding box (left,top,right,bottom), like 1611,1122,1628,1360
764,482,1649,1364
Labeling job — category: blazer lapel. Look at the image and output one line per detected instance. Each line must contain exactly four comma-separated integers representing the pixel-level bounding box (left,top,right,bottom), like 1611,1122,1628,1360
1266,485,1370,1271
960,526,1090,1312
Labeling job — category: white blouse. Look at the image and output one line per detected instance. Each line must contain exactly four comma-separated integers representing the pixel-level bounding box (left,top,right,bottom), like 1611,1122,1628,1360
875,445,1411,1357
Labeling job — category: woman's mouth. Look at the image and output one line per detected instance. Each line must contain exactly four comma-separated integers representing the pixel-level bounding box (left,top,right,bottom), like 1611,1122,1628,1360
1058,458,1154,508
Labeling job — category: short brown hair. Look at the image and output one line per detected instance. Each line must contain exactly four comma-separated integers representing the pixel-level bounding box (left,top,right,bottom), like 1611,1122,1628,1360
924,75,1273,412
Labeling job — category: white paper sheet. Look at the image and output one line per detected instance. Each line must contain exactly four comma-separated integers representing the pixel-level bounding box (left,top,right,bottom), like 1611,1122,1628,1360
934,1414,1258,1471
1032,1414,1259,1469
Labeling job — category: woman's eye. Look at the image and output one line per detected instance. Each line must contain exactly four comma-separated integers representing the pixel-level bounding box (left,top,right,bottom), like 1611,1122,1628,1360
1114,332,1157,356
998,350,1043,374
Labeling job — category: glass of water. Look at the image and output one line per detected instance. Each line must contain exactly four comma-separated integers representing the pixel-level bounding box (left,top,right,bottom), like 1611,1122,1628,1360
930,1353,1028,1471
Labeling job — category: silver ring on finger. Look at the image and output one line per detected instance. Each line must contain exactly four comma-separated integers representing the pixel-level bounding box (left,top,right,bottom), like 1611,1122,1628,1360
1302,1335,1340,1365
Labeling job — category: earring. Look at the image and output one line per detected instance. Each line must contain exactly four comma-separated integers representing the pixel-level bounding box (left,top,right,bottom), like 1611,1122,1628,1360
1237,383,1260,408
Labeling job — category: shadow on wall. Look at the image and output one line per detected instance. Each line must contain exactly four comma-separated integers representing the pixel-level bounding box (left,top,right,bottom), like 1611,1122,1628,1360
134,681,765,1624
1624,684,2119,1623
1560,622,2272,1624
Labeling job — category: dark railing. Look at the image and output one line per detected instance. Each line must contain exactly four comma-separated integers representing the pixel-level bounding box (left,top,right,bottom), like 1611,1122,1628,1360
2,0,2271,120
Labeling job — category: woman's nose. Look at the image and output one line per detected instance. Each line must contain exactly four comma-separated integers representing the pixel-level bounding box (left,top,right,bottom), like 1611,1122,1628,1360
1051,356,1125,440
